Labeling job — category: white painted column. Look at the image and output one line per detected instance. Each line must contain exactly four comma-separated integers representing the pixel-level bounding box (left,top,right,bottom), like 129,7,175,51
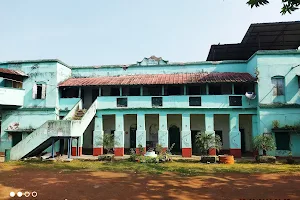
181,113,192,157
205,113,216,155
229,113,241,158
136,113,146,154
93,115,104,156
158,113,168,149
114,113,125,156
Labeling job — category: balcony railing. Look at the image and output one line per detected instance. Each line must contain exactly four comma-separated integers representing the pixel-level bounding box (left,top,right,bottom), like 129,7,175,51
0,87,25,107
96,95,257,109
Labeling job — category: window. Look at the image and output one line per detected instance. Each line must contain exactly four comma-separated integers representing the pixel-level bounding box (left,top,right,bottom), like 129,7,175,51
275,132,290,150
110,87,120,96
209,84,221,95
271,76,285,96
152,97,162,107
117,98,127,107
189,97,201,106
229,96,242,106
234,83,255,95
32,83,46,99
61,87,79,98
129,87,140,96
187,85,206,95
165,85,182,95
143,85,162,96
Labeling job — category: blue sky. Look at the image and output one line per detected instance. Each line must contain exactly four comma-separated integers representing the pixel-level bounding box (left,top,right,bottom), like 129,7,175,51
0,0,299,66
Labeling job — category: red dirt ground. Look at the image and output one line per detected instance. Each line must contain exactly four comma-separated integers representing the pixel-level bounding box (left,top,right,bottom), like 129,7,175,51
0,167,300,200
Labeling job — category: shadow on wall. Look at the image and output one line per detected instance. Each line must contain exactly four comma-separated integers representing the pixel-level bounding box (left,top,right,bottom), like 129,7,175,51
0,166,300,199
285,76,300,103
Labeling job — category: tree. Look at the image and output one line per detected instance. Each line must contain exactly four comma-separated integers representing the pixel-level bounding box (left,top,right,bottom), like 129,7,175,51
195,132,222,155
247,0,300,14
103,133,115,154
253,134,276,155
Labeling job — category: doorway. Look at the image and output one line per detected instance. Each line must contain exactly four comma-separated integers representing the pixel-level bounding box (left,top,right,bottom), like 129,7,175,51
12,133,22,147
130,125,137,148
169,125,180,154
191,130,200,155
240,129,246,153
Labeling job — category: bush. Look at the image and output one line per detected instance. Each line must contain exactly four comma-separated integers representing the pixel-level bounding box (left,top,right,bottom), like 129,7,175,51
138,156,159,163
195,132,222,155
253,134,276,155
129,148,137,162
98,154,115,161
255,155,276,163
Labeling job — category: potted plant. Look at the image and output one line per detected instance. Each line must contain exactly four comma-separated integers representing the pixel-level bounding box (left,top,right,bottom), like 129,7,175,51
253,134,276,163
98,133,116,161
195,132,222,163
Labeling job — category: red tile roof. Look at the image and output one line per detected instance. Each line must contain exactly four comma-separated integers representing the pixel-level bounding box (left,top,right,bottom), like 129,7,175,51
59,72,256,87
0,68,27,76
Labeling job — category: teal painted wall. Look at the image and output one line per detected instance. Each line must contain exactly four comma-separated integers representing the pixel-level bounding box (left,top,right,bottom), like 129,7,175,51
0,61,71,152
71,61,247,77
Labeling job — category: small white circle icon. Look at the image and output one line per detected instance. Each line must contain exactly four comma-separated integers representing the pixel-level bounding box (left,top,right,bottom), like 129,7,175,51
32,191,37,198
9,192,15,197
24,192,30,197
17,192,22,197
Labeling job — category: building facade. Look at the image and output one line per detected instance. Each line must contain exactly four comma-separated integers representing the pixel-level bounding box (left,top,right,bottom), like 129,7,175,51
1,21,300,160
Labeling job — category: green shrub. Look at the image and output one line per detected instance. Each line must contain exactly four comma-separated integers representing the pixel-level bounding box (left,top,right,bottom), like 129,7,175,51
139,156,159,163
253,134,276,155
98,154,115,161
255,155,276,163
103,133,115,154
195,132,222,155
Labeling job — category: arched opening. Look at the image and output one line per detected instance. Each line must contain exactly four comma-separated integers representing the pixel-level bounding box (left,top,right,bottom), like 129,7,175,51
169,125,180,154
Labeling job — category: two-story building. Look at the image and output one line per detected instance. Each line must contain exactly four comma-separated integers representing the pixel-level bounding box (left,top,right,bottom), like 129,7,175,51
1,21,300,160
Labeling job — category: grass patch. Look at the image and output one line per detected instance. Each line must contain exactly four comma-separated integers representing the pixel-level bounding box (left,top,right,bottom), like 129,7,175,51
2,160,300,176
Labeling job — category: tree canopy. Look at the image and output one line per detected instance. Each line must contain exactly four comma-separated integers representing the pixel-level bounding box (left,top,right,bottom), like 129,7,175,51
247,0,300,14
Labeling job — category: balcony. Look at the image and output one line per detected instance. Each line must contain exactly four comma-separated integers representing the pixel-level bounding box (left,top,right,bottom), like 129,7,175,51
0,87,25,107
96,95,257,109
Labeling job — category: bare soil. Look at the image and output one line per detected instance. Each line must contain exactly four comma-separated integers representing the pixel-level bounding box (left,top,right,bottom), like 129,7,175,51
0,166,300,200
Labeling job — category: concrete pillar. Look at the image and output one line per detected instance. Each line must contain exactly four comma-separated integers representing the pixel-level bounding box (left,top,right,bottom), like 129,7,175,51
93,115,104,156
252,115,259,156
205,113,216,155
78,87,81,98
136,113,146,155
72,136,83,156
158,113,168,151
229,113,241,158
114,113,125,156
181,113,192,157
140,86,143,96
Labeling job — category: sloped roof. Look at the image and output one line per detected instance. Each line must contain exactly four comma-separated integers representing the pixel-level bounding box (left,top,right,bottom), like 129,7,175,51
0,68,27,76
59,72,256,87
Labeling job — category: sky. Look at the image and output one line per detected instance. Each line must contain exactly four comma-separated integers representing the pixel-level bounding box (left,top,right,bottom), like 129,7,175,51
0,0,299,66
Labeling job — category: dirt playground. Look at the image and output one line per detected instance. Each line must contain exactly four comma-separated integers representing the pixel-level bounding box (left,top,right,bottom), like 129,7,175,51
0,166,300,200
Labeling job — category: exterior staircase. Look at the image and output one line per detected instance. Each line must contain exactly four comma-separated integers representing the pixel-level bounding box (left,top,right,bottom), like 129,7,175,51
9,100,97,160
72,109,87,120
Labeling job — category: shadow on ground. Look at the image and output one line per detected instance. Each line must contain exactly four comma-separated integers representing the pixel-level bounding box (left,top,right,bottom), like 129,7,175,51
0,166,300,200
